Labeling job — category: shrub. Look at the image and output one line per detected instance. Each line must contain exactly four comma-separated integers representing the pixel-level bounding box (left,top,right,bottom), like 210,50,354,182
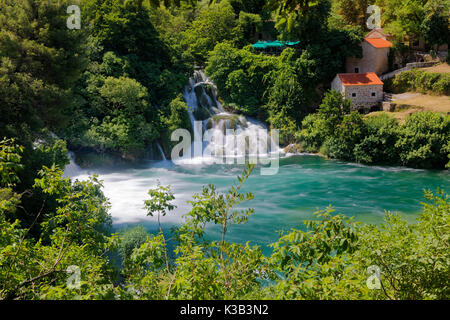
118,226,150,262
392,69,450,95
160,95,192,152
299,114,328,153
354,114,400,165
321,111,366,161
396,112,450,169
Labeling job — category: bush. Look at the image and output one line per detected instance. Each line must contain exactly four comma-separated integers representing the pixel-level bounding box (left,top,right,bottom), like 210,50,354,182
392,69,450,95
321,111,366,161
299,93,449,169
299,114,328,153
268,189,450,300
84,114,157,157
160,95,192,152
299,90,352,153
118,226,150,262
396,112,450,169
354,114,400,164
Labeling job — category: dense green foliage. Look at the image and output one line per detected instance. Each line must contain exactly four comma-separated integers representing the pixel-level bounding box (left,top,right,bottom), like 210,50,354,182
388,69,450,96
2,0,446,161
420,10,449,48
0,0,194,161
64,0,193,158
0,0,88,141
205,3,364,145
1,140,448,299
118,226,150,263
299,91,450,169
335,0,449,46
181,1,242,64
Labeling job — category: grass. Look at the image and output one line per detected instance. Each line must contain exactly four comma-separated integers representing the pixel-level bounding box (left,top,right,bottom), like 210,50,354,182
391,93,450,113
367,92,450,122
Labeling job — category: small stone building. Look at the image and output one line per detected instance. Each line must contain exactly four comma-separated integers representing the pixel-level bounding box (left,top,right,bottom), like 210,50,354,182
331,73,384,111
346,29,393,76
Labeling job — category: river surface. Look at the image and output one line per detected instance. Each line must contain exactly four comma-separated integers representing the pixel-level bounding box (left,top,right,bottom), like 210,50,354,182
65,155,449,249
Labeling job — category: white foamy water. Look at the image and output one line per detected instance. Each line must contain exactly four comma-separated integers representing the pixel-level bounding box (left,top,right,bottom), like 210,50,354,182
180,70,281,165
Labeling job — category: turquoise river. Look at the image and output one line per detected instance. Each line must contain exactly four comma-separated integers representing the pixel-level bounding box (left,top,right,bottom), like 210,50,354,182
66,155,450,252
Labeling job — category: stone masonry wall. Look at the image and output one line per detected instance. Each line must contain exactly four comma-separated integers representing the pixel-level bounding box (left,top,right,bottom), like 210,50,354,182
331,76,344,92
346,41,377,74
346,42,390,76
375,47,390,75
343,84,383,111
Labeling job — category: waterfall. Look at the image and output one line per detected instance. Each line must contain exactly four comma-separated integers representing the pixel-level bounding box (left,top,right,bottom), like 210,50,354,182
64,152,83,177
181,70,280,163
156,142,167,161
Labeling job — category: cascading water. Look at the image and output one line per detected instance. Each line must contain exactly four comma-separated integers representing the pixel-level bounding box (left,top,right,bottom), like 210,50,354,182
63,152,83,178
156,142,167,161
181,70,280,163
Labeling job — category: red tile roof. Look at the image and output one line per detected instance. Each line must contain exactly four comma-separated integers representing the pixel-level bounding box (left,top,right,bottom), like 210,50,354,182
365,37,393,48
338,73,383,86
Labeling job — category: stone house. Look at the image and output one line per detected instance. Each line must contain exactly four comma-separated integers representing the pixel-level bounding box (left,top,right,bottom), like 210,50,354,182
346,29,393,76
331,73,384,112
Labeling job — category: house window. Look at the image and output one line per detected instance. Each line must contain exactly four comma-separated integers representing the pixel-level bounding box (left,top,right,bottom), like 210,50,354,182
354,67,360,73
371,92,376,97
352,93,357,97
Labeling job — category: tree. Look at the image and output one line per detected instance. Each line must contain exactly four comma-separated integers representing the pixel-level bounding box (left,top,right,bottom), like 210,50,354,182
317,90,351,136
79,76,159,157
271,0,330,40
420,0,449,48
321,111,366,161
421,13,449,48
354,114,400,164
268,0,320,16
182,1,239,64
396,112,450,169
0,139,116,300
0,0,88,140
144,181,176,271
336,0,369,29
382,0,426,41
206,43,278,117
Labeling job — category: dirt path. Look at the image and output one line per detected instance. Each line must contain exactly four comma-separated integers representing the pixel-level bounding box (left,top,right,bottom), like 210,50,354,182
422,63,450,73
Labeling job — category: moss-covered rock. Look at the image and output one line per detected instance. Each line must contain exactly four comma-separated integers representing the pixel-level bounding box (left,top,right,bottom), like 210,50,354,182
284,144,303,154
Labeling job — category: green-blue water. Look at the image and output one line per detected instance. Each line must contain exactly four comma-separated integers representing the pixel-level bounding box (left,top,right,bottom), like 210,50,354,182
68,155,449,248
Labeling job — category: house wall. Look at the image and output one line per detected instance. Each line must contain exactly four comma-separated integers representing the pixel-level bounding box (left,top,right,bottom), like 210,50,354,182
331,76,343,92
346,41,390,75
375,47,390,75
346,41,377,74
343,84,383,111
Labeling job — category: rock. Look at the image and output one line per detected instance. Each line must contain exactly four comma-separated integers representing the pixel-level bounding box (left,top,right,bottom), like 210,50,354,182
284,144,303,154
